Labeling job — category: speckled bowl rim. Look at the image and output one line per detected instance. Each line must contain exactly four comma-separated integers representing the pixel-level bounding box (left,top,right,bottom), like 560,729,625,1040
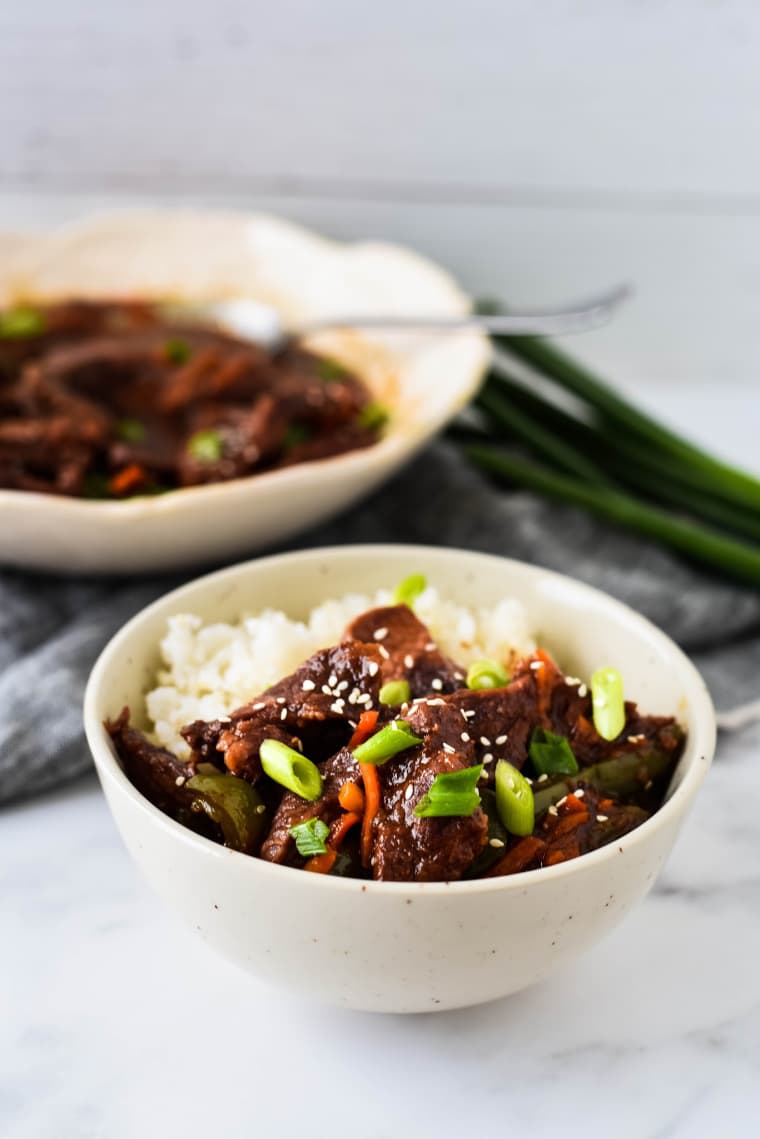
84,544,716,895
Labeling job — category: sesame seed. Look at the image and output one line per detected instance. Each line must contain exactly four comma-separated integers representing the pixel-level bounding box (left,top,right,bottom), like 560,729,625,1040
489,838,505,849
321,685,333,696
348,688,360,704
565,676,582,687
627,733,646,744
443,743,456,754
421,756,430,765
302,679,316,691
280,708,288,720
596,814,609,823
425,642,436,651
367,660,380,677
373,627,389,641
454,671,465,680
556,795,567,807
644,779,653,791
255,804,267,814
479,769,489,781
547,805,558,816
175,775,186,786
404,784,414,801
348,719,357,729
328,674,338,687
358,693,372,705
495,734,508,745
276,697,286,704
404,654,414,669
461,732,470,742
378,645,390,660
480,736,491,747
574,788,585,798
336,680,349,693
431,678,443,691
428,698,445,707
537,773,549,783
330,701,344,714
462,709,475,720
530,660,544,671
578,684,588,697
483,753,493,763
253,702,266,711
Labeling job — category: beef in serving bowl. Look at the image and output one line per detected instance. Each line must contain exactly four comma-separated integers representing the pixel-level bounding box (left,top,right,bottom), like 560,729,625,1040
84,546,714,1012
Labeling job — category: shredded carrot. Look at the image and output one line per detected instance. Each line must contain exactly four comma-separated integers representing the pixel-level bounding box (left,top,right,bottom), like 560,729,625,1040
108,463,147,496
563,793,586,814
349,710,379,749
544,850,567,866
530,648,560,719
485,835,546,877
553,810,590,836
338,782,365,814
304,849,337,874
359,762,381,868
330,811,362,849
598,797,614,811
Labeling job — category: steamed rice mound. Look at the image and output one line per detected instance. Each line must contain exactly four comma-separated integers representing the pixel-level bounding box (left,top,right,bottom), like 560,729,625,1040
146,587,536,756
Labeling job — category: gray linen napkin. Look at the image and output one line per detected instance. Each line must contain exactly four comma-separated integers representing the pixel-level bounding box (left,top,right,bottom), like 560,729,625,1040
2,440,758,804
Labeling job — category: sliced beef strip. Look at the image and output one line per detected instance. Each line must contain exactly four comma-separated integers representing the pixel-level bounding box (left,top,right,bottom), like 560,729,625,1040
260,747,361,865
181,641,386,778
106,707,194,817
370,701,488,882
343,604,464,697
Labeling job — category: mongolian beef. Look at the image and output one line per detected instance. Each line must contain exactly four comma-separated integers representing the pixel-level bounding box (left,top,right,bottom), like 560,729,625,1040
0,299,384,497
107,575,685,882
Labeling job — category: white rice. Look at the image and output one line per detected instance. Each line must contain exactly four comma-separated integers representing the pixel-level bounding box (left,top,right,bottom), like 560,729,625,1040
146,587,536,756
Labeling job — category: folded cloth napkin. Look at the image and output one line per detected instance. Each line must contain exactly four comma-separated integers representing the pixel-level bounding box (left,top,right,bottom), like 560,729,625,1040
2,440,759,804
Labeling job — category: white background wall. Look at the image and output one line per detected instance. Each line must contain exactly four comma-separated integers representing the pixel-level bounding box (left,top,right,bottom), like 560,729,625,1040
1,0,759,401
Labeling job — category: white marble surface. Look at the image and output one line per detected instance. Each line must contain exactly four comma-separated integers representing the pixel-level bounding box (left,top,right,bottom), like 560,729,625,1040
2,194,760,1138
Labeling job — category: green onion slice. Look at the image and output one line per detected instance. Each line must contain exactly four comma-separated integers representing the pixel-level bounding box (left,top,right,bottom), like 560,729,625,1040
466,658,510,690
392,573,427,607
259,739,323,801
413,764,483,818
187,428,223,463
528,727,579,776
115,417,146,443
352,720,422,765
357,402,389,431
494,759,535,836
165,338,192,364
283,423,312,449
315,356,348,383
288,817,330,857
0,306,45,338
379,679,411,706
590,667,626,741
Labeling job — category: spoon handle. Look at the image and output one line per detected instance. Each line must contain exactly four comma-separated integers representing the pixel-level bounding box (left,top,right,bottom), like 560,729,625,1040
297,284,631,340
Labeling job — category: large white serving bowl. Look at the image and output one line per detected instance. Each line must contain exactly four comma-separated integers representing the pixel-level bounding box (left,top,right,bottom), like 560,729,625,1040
83,545,715,1013
0,212,488,574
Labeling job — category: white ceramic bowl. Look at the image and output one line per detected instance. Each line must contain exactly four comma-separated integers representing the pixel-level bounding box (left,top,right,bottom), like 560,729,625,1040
84,545,715,1013
0,212,488,574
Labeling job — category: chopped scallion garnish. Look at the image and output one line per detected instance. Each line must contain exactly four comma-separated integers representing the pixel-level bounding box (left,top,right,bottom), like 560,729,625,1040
494,759,535,836
288,817,330,857
259,739,323,801
392,573,427,608
352,720,422,765
315,356,348,383
466,658,510,690
378,679,411,706
0,306,45,338
187,429,223,463
164,338,192,364
590,667,626,741
357,402,389,431
283,423,311,449
528,727,578,776
413,764,483,818
115,418,146,443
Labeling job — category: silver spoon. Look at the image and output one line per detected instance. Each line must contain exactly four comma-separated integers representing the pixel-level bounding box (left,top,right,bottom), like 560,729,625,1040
204,284,631,352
